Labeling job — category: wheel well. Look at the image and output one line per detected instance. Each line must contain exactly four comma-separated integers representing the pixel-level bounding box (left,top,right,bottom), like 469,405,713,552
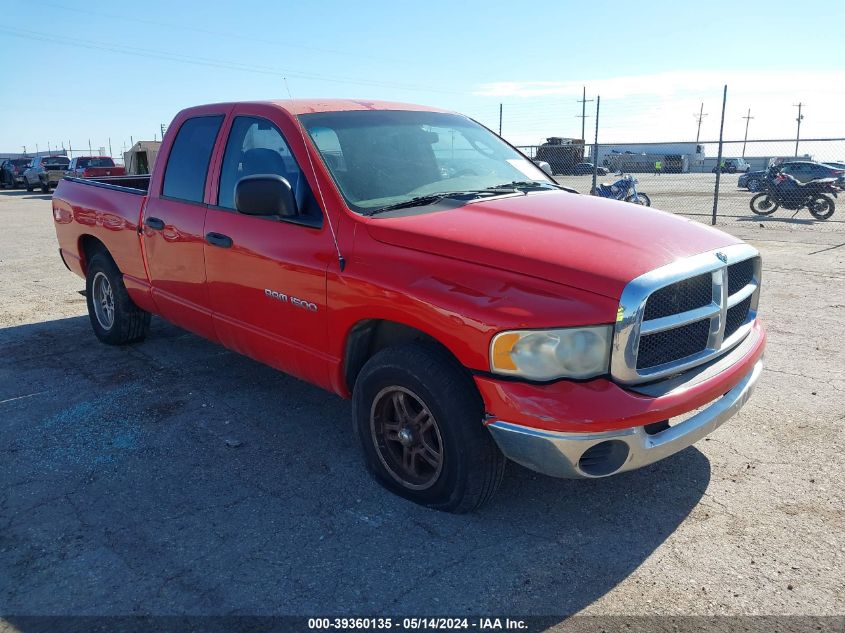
343,320,465,393
78,235,109,273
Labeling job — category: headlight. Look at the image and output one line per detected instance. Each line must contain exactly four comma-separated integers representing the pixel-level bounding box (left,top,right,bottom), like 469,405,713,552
490,326,612,381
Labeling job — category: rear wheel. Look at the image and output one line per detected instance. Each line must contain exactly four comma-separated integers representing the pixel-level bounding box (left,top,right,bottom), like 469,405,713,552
85,252,150,345
750,193,778,215
808,194,835,220
41,183,49,193
352,342,505,513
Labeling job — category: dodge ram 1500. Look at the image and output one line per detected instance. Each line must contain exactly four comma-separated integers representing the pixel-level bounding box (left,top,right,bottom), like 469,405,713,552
52,100,765,512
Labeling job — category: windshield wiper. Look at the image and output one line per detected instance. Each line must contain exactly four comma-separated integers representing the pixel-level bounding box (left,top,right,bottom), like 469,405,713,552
486,180,564,192
366,189,517,215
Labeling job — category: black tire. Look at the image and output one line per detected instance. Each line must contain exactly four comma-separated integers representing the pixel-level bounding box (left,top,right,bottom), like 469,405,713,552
747,178,762,192
25,183,33,192
750,193,778,215
85,251,151,345
808,194,835,220
625,192,651,206
41,184,49,193
352,342,505,513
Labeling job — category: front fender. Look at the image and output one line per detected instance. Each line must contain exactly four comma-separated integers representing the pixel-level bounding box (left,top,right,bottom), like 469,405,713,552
325,233,617,396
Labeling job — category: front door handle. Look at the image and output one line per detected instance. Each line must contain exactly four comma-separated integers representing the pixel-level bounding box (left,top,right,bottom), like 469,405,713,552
144,217,165,231
205,232,233,248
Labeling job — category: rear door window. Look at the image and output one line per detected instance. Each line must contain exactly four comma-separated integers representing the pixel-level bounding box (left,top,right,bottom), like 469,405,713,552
162,115,224,203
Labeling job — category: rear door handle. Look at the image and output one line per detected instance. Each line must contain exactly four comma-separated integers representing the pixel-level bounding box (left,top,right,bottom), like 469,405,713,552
205,232,233,248
144,217,165,231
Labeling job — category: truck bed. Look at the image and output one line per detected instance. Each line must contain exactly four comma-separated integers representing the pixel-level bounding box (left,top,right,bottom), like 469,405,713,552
52,176,152,297
63,174,151,193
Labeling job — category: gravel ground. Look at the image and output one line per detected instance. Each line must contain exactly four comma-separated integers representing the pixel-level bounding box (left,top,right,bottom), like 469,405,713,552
0,185,842,627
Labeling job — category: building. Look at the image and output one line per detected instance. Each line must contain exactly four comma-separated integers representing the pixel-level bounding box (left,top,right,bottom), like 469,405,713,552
594,143,704,173
123,141,162,175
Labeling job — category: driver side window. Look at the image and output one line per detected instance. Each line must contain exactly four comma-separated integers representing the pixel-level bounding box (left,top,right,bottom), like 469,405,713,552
218,116,319,222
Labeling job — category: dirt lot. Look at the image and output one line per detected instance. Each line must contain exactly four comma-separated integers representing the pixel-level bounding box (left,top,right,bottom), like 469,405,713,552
0,182,843,625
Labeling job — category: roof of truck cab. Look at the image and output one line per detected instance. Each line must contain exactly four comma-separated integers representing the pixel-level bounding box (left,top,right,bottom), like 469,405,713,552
265,99,452,115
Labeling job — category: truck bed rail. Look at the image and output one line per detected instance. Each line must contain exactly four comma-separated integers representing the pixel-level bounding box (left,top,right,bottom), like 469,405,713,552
62,175,150,195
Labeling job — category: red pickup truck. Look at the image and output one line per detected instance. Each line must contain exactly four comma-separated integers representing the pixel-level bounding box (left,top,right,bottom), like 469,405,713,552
65,156,126,179
52,100,765,512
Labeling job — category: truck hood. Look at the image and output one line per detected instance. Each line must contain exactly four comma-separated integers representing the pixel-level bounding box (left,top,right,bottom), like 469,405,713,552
365,191,742,299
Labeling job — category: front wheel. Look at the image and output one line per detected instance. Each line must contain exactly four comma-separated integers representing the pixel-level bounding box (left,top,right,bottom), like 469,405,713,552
85,252,151,345
352,342,505,513
625,192,651,206
41,184,49,193
750,193,779,215
808,194,835,220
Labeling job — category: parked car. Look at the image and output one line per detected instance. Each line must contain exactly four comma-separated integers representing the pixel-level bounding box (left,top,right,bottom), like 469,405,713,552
22,155,70,192
52,99,765,512
0,158,32,189
66,156,126,179
823,161,845,171
712,158,751,174
739,161,845,191
574,162,608,176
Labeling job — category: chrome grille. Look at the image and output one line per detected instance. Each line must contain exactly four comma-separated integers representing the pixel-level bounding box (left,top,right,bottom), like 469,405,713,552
724,295,752,339
611,244,761,384
642,273,712,320
636,318,711,369
727,259,755,295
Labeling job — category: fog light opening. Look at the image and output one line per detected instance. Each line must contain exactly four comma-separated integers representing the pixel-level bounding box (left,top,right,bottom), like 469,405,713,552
644,420,670,435
578,440,630,477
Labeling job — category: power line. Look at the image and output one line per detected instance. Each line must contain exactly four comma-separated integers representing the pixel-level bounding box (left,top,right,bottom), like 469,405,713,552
0,26,468,96
40,0,424,68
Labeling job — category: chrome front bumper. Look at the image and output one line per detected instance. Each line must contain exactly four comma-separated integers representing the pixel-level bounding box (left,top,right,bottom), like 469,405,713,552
486,359,763,479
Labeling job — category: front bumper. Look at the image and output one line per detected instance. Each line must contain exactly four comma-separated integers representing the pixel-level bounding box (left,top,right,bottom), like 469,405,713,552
487,359,762,479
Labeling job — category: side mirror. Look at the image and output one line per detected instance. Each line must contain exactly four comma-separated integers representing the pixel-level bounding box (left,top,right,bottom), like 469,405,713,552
533,160,553,177
235,174,297,217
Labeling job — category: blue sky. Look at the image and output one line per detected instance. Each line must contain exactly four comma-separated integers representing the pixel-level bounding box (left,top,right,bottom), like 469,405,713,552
1,0,844,155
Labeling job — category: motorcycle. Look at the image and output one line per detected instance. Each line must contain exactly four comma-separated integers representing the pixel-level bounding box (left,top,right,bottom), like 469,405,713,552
592,173,651,206
750,165,837,220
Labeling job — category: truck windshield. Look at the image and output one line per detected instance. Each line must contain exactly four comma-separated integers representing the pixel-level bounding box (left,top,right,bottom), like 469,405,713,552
299,110,553,213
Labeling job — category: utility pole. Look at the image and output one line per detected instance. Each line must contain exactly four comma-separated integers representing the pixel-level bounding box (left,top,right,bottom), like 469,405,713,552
591,96,601,196
576,86,594,142
498,103,503,136
22,146,27,155
109,138,113,157
693,103,709,173
694,102,708,145
741,109,754,158
712,86,727,226
88,139,92,154
793,103,805,157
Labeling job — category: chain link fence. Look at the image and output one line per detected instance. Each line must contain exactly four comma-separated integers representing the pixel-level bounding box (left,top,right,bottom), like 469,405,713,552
513,137,845,226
